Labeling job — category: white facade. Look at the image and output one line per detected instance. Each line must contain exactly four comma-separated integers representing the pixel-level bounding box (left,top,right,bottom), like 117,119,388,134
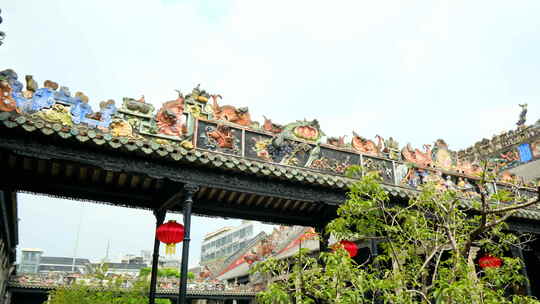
141,250,152,265
102,263,146,276
200,221,266,264
159,257,181,268
18,249,43,274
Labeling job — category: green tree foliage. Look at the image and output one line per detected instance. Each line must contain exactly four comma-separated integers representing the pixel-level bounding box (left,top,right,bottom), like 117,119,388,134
46,279,172,304
252,168,540,303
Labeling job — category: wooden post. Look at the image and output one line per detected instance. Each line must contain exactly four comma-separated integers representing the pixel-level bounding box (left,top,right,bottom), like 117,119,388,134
149,209,166,304
179,184,199,304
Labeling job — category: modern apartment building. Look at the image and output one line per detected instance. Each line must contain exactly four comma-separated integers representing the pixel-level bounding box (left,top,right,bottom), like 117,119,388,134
38,257,90,273
18,249,43,274
19,249,91,274
200,221,265,265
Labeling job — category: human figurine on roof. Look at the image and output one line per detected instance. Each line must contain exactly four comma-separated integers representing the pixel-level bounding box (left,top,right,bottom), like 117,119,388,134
516,103,527,128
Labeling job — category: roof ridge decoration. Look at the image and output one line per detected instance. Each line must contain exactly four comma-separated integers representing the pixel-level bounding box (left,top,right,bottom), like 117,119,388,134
217,226,309,279
0,69,538,202
8,280,257,295
457,122,539,170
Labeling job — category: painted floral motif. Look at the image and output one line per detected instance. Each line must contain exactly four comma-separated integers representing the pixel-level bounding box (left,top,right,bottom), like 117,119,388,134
272,141,311,166
308,156,352,174
363,157,393,183
251,135,311,165
200,124,240,154
251,137,272,161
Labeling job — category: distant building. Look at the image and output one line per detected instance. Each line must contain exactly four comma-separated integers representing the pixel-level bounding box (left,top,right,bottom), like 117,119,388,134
159,257,181,269
18,249,43,274
101,262,147,276
141,250,152,265
200,221,265,265
217,226,319,285
38,257,91,274
121,254,145,265
18,249,91,274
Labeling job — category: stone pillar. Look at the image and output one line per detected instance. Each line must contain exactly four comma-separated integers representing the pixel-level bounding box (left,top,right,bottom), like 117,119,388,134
178,184,199,304
149,210,166,304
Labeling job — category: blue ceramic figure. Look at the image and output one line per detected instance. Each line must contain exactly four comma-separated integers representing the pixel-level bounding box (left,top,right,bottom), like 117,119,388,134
54,86,77,105
71,98,94,125
81,100,117,128
29,87,55,113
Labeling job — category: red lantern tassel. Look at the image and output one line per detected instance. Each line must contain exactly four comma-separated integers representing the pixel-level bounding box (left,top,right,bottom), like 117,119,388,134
166,243,176,255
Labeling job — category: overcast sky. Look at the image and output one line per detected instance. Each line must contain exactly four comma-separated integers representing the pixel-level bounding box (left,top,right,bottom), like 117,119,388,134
1,0,539,266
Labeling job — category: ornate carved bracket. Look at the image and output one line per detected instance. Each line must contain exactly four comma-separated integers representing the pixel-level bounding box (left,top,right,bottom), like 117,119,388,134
183,184,200,203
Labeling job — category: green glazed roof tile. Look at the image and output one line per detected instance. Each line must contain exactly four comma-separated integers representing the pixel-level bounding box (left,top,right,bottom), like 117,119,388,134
2,110,539,221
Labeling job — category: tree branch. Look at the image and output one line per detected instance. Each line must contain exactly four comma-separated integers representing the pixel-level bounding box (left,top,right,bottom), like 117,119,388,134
484,210,517,230
483,194,539,215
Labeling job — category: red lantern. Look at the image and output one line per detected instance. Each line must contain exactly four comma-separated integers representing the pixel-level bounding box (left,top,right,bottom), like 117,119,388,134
336,240,358,258
478,254,502,269
156,220,185,255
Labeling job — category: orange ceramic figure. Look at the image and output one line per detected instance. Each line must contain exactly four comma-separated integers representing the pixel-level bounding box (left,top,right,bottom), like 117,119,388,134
455,160,482,176
0,80,19,113
327,136,346,147
351,132,382,156
402,143,433,167
156,93,187,137
211,95,252,127
207,125,234,149
262,116,283,134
